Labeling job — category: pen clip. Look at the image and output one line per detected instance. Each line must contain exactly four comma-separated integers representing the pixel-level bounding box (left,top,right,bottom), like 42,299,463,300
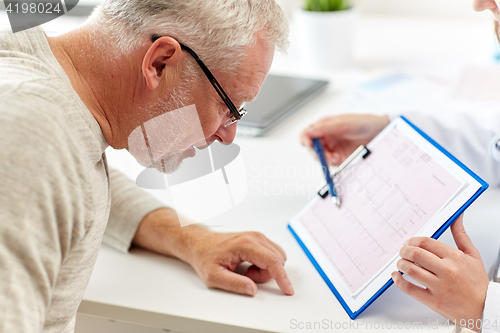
317,146,370,199
332,145,370,177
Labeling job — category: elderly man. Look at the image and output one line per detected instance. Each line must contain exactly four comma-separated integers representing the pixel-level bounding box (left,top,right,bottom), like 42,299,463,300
0,0,293,331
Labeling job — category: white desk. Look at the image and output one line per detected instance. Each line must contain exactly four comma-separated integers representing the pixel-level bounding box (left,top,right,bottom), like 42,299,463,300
77,15,500,333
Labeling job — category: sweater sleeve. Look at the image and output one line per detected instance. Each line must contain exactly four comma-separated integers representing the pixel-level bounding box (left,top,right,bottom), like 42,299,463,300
390,112,500,187
103,168,167,253
0,98,89,332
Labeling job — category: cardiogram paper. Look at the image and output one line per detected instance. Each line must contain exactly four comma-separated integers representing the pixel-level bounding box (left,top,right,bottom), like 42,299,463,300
297,125,465,296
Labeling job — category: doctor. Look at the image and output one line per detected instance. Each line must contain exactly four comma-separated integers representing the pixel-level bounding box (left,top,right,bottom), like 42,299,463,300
300,0,500,327
301,113,500,331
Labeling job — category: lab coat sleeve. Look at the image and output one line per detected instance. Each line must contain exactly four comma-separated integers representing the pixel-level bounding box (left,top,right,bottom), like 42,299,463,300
483,282,500,332
389,112,500,187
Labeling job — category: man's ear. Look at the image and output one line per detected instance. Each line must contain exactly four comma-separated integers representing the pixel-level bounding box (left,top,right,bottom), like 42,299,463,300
142,36,183,91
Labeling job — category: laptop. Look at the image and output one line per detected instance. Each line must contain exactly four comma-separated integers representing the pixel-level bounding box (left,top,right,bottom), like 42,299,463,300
237,74,329,136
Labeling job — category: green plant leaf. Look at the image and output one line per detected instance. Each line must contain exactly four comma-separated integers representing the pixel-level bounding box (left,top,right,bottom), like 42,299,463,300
304,0,351,11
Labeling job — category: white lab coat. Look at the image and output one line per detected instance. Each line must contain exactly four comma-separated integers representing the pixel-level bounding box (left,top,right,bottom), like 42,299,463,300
402,111,500,332
403,112,500,185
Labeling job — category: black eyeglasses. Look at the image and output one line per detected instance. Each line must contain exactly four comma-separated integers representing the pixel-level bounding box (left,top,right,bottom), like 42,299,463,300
152,34,246,127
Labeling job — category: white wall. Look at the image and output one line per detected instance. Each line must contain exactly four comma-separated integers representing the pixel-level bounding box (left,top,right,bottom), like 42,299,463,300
355,0,488,19
277,0,492,20
1,0,494,23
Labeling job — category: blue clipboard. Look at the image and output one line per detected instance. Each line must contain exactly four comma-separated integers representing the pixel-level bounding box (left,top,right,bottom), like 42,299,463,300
288,115,489,320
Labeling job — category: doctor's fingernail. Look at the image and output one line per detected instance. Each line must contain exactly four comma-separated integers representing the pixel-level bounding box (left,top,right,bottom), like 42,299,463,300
403,240,409,246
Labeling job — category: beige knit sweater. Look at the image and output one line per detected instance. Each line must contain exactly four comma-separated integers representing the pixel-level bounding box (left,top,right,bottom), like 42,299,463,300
0,27,166,332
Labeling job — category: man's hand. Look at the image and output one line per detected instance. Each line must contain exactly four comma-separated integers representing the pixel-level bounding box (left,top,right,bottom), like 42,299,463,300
184,230,293,296
300,114,389,165
132,208,293,296
392,215,489,332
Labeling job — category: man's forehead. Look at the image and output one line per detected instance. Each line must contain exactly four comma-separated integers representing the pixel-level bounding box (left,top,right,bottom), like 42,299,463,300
223,36,274,103
243,95,256,103
235,76,264,103
245,40,274,73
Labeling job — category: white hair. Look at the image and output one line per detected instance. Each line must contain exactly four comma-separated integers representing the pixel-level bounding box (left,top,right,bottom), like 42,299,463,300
89,0,289,73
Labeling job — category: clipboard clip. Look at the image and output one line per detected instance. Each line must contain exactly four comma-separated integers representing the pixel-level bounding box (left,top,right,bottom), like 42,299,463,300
317,145,371,199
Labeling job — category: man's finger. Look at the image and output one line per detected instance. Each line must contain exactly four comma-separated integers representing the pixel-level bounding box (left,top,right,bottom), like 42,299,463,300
392,271,432,304
241,232,287,263
451,215,480,258
245,265,272,283
404,237,452,259
239,244,294,295
263,240,287,263
252,233,287,262
208,268,258,296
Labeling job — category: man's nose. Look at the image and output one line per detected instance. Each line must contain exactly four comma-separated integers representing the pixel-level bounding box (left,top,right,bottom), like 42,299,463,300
472,0,497,12
214,122,237,144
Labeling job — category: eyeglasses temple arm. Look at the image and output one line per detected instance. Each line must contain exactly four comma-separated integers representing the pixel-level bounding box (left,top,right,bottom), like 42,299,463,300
151,34,241,119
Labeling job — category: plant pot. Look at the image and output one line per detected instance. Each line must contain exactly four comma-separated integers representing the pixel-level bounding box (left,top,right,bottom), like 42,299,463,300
294,8,357,69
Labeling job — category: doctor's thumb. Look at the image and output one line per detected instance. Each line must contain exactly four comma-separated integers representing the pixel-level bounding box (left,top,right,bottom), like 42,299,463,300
451,215,480,258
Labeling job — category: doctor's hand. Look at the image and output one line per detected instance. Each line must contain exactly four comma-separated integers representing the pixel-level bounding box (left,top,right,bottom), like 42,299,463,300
392,215,489,332
300,114,389,165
